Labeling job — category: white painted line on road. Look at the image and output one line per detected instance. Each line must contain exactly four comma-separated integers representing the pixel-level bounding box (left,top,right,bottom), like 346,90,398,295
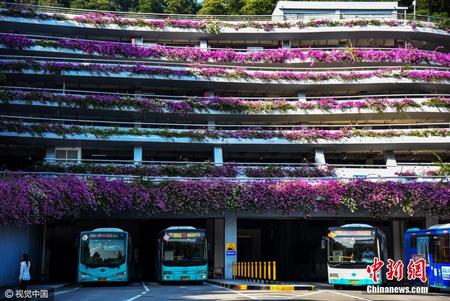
289,290,324,299
124,283,150,301
206,283,258,300
329,290,372,301
123,292,145,301
54,286,80,296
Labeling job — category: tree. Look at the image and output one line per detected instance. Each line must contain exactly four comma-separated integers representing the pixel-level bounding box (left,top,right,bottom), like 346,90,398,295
224,0,244,15
198,0,227,15
164,0,198,14
136,0,164,13
70,0,119,11
38,0,65,6
239,0,277,15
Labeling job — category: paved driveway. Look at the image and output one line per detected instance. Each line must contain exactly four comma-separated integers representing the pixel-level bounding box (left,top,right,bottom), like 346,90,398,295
31,282,449,301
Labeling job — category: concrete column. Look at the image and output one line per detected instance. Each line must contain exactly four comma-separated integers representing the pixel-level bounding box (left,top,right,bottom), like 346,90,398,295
134,146,143,164
224,212,237,280
133,37,144,45
314,148,326,165
204,90,214,98
297,92,306,101
214,218,225,278
199,40,208,50
214,146,223,166
45,147,55,163
425,215,439,228
392,220,404,261
384,151,397,167
282,40,291,49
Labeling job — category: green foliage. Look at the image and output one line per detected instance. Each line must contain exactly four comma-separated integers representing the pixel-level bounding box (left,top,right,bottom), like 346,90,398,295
198,0,244,15
136,0,164,13
239,0,277,15
163,0,198,14
71,0,119,10
198,0,227,15
433,153,450,176
8,0,450,16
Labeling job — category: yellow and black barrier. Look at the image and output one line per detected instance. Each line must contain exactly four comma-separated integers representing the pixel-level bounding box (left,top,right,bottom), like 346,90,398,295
232,261,277,283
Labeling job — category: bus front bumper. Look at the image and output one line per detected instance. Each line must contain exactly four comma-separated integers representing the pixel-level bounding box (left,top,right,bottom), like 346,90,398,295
78,271,128,282
329,278,378,286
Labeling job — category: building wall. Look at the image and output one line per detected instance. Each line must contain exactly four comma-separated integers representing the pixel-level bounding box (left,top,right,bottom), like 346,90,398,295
0,226,42,286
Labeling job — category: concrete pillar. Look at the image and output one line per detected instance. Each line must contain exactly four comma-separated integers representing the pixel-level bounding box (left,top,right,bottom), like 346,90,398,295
224,212,237,280
45,147,55,163
214,218,225,278
392,220,404,261
282,40,291,49
133,37,144,45
199,40,208,50
134,146,143,164
384,151,397,167
204,90,214,98
214,146,223,166
297,92,306,101
425,215,439,228
314,148,326,165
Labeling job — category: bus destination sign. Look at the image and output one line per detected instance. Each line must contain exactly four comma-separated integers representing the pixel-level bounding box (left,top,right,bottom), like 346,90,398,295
168,232,203,239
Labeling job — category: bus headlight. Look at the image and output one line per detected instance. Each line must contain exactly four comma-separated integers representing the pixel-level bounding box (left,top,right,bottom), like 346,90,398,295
198,270,207,278
112,271,127,278
79,272,91,279
329,273,339,278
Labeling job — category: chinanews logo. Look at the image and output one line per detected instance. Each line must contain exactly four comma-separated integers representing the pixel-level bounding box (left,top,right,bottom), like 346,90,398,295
366,257,429,294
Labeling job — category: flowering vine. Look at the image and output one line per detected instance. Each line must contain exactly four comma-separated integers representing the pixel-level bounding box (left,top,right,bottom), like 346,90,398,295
25,162,334,178
0,175,448,225
1,89,448,114
1,60,449,83
1,34,449,66
1,120,448,142
1,8,448,32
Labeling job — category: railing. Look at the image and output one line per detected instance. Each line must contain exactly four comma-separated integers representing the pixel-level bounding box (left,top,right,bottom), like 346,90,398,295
2,85,449,101
0,2,448,25
0,159,446,182
233,261,277,283
2,55,449,72
2,115,449,130
27,158,447,169
2,55,449,75
1,170,448,183
0,33,420,52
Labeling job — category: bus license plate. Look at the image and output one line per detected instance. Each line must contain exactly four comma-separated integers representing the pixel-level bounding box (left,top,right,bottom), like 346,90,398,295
181,276,189,280
99,278,107,282
349,280,359,285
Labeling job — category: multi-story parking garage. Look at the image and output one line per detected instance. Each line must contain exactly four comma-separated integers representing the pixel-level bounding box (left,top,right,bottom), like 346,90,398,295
0,1,449,286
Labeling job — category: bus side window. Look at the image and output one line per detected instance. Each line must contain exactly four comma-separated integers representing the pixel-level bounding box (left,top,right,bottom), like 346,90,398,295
416,237,429,264
410,236,417,249
431,234,450,264
443,234,450,263
430,236,441,263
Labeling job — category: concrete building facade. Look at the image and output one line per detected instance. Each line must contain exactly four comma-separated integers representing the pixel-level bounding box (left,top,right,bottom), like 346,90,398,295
0,1,449,286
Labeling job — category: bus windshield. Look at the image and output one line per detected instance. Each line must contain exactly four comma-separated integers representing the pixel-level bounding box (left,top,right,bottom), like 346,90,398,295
162,236,206,266
80,233,126,268
329,236,377,264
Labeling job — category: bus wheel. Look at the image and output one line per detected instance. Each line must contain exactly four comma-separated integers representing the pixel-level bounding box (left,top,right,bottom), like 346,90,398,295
334,284,343,290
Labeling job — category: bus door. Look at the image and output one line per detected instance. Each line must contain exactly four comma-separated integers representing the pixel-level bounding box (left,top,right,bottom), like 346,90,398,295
430,234,450,289
416,236,431,285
